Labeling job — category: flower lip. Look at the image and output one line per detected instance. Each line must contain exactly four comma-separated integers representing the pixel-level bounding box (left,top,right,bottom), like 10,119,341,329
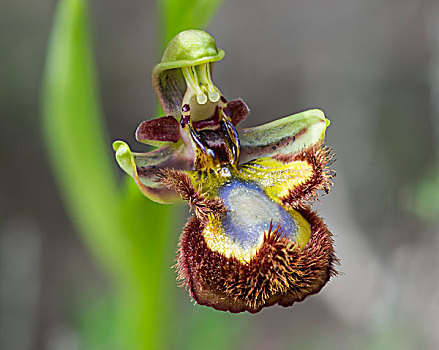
177,204,337,313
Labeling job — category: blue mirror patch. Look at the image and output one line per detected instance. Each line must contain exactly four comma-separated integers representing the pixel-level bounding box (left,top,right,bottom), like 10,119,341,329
218,180,297,251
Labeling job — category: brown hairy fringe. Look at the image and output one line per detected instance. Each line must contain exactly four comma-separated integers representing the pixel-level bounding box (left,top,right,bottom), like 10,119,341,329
274,145,336,207
158,168,227,222
176,204,338,313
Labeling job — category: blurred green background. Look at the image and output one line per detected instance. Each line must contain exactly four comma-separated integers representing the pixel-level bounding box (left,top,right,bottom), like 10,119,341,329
1,0,439,349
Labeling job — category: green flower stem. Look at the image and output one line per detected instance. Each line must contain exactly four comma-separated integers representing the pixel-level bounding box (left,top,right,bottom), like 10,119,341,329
42,0,128,277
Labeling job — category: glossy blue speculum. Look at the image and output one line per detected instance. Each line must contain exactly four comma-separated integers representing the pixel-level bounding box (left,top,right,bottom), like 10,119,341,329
218,180,297,250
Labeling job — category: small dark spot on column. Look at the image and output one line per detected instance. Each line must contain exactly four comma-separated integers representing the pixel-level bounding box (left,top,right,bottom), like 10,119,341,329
182,104,190,112
180,114,190,128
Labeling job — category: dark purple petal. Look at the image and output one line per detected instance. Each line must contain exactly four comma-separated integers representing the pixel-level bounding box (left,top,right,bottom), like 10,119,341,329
225,99,250,126
136,116,181,143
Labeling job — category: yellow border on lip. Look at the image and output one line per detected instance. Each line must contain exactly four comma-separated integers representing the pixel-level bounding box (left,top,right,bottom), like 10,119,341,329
238,157,314,200
202,204,311,264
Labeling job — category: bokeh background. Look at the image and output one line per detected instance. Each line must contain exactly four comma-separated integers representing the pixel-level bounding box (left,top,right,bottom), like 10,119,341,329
2,0,439,349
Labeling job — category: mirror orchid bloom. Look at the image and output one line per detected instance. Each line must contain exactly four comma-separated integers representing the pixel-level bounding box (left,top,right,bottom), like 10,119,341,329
113,30,337,313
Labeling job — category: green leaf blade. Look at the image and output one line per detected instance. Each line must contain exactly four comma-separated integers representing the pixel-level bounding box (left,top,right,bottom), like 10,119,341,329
41,0,129,278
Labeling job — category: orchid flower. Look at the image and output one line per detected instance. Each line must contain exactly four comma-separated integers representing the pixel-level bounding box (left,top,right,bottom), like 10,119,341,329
113,30,337,313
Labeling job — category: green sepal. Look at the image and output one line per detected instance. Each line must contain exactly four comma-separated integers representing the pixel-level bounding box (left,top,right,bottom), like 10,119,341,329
113,141,134,177
113,141,186,203
239,109,330,163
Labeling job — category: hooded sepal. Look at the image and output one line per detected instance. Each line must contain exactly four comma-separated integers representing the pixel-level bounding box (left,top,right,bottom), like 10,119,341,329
152,30,225,116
